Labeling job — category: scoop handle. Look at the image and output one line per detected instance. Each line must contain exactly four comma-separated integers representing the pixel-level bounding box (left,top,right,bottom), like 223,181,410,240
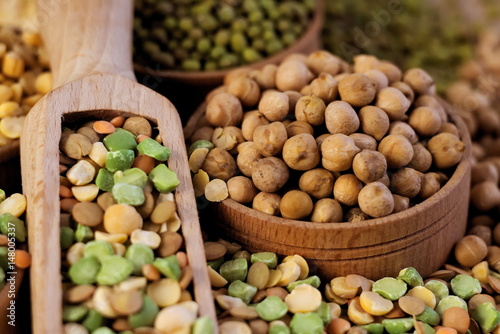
37,0,136,88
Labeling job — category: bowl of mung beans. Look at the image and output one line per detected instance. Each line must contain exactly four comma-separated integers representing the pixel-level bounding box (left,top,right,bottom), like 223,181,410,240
185,50,472,280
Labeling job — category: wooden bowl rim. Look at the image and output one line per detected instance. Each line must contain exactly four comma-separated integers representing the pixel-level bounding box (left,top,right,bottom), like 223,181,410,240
133,0,325,81
217,99,471,235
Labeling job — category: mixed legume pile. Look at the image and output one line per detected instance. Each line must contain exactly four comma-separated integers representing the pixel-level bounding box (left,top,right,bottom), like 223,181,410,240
187,50,465,222
133,0,314,71
0,26,51,146
58,116,213,333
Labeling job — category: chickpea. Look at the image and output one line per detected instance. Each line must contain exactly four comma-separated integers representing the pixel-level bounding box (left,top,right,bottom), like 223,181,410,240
276,59,314,92
378,135,414,169
299,168,335,199
353,55,380,73
211,126,244,153
477,107,500,134
352,150,387,184
310,73,338,103
236,145,262,177
391,81,414,104
392,195,410,213
205,85,227,103
391,168,423,198
311,199,343,223
408,143,432,173
388,121,418,144
227,176,258,204
358,182,394,218
205,92,243,127
338,73,376,107
471,161,499,185
280,190,313,220
224,68,251,86
258,90,289,122
364,69,389,92
349,133,377,151
375,62,402,84
376,173,391,187
344,207,370,222
201,148,237,181
190,126,214,143
253,192,281,216
358,106,390,140
253,122,288,157
439,122,460,137
250,64,277,90
419,172,442,200
282,133,320,171
252,157,289,192
284,90,303,111
241,110,270,141
414,95,447,123
315,133,331,149
227,76,261,107
427,133,465,169
408,106,442,137
321,134,361,172
333,174,363,207
403,68,435,95
375,87,410,121
286,121,314,138
325,101,360,135
295,94,326,126
307,50,341,76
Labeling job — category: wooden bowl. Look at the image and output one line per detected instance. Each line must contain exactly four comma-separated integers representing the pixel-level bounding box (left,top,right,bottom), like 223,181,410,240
212,102,471,280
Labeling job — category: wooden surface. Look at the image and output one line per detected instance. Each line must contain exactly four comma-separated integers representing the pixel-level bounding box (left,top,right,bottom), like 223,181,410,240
212,101,471,280
21,0,216,333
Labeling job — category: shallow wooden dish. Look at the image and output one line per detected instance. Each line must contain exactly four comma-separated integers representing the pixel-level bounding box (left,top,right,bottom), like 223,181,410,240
212,102,471,280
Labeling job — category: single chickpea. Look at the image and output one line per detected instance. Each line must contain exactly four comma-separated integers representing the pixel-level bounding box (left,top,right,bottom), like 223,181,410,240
375,62,402,84
390,168,424,198
284,90,303,111
358,106,390,140
211,126,244,153
353,54,380,73
392,194,410,213
375,87,410,121
311,198,343,223
352,150,387,184
286,121,314,138
205,85,227,103
408,106,442,137
226,76,261,107
344,207,370,222
205,92,243,127
250,64,277,90
253,192,281,216
280,190,313,220
408,143,432,173
236,145,262,177
333,174,363,207
241,110,270,141
282,133,320,171
414,95,447,123
253,122,288,157
201,148,237,181
378,135,414,169
227,176,259,204
306,50,341,76
419,172,442,200
358,182,394,218
190,126,214,143
338,73,376,107
403,68,435,95
276,59,314,92
295,94,326,126
364,69,389,92
309,73,339,103
325,101,360,135
258,90,290,122
477,107,500,134
299,168,335,199
376,173,391,187
439,122,460,137
390,81,415,104
349,133,377,151
388,121,419,144
252,157,289,192
315,133,331,149
224,68,251,86
427,133,465,169
321,134,361,172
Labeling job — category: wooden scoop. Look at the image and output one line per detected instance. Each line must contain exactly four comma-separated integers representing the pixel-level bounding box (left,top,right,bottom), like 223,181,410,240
20,0,216,332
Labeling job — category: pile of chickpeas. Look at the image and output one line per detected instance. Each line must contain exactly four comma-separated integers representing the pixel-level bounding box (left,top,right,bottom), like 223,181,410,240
187,50,465,222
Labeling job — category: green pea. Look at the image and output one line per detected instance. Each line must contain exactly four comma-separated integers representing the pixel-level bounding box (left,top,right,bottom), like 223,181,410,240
242,48,262,63
137,138,170,162
250,252,278,269
372,277,407,301
205,61,218,71
95,168,114,192
382,318,414,334
315,301,331,325
96,255,133,286
105,149,135,173
287,275,321,292
69,256,101,285
62,304,88,322
248,25,262,38
231,18,248,32
219,53,239,69
142,41,160,56
149,164,180,193
198,14,218,32
282,33,296,46
0,213,27,242
218,5,236,23
415,306,440,326
435,295,467,317
182,59,202,71
424,280,449,304
256,296,288,321
181,39,195,51
125,244,155,275
129,295,159,328
220,258,248,282
60,226,75,250
153,255,181,281
0,189,5,203
266,39,283,55
0,247,8,271
152,52,175,68
228,280,258,304
189,140,215,156
289,312,323,334
361,323,384,334
214,30,230,46
207,257,225,271
75,224,93,243
397,267,423,288
179,17,194,31
231,32,248,53
114,168,148,188
0,267,5,282
210,46,226,60
248,10,264,23
84,241,114,263
269,324,290,334
197,38,212,54
252,39,266,52
162,17,177,30
103,128,136,152
192,316,215,334
450,274,481,300
82,309,105,332
112,183,145,206
472,302,500,333
91,327,116,334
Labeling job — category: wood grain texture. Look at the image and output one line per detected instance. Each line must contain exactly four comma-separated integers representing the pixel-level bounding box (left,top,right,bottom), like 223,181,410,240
212,100,471,280
21,1,216,333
